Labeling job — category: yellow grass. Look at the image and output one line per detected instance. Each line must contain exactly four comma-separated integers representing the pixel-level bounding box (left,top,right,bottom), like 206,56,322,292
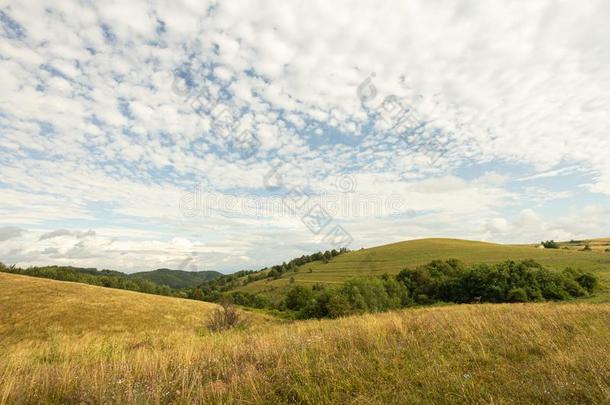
1,273,609,404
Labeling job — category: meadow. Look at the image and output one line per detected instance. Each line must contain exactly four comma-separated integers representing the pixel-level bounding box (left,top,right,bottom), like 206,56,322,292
1,272,609,404
234,238,610,303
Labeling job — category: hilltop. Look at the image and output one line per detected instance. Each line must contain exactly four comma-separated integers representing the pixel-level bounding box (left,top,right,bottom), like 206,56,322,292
129,268,223,289
0,272,608,403
231,238,610,302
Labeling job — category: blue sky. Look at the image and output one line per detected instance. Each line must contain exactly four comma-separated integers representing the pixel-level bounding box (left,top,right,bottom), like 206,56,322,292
1,0,609,273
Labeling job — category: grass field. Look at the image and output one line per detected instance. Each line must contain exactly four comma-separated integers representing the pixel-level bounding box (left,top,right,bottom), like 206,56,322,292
554,238,610,252
0,273,609,404
0,273,272,344
235,238,610,302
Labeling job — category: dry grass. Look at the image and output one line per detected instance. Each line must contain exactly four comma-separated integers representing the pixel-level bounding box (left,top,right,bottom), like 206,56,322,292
1,273,609,404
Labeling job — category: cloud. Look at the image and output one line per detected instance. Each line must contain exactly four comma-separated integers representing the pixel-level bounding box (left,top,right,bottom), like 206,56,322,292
39,229,96,241
0,0,608,271
0,226,25,241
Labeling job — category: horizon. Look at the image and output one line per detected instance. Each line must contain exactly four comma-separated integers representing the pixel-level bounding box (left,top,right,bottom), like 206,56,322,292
1,236,606,275
1,1,610,273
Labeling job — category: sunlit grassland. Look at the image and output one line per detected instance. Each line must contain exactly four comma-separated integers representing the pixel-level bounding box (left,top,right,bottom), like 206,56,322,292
1,272,609,404
235,238,610,302
555,238,610,252
0,273,272,343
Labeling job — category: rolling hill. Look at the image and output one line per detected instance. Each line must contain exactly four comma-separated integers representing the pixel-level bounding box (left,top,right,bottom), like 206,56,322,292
0,272,608,403
0,272,216,343
233,238,610,302
129,268,223,289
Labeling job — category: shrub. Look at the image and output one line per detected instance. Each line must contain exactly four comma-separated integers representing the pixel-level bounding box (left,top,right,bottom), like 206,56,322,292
206,301,242,332
525,287,543,302
326,294,352,318
542,240,560,249
582,244,592,251
576,273,599,293
397,259,464,303
286,286,315,311
229,291,268,308
508,288,528,302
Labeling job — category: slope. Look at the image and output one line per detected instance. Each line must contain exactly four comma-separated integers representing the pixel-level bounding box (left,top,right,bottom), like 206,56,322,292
234,238,610,301
0,272,261,345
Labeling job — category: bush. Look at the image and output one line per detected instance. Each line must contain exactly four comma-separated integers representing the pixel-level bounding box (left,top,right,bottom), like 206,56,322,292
229,291,268,308
542,240,560,249
287,277,410,319
582,244,592,251
576,273,599,293
286,286,315,311
508,288,528,302
326,294,352,318
341,278,394,313
206,301,242,332
396,259,464,303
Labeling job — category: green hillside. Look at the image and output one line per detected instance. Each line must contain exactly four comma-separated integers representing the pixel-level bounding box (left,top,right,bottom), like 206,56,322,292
130,268,223,289
234,238,610,301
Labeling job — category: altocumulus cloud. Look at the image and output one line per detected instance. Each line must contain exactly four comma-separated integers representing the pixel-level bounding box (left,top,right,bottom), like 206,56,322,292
0,0,609,272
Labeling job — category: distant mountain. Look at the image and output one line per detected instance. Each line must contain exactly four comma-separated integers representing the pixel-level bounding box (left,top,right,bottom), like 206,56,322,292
129,268,223,289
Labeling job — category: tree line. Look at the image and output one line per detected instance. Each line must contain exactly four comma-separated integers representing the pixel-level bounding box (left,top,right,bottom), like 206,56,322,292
267,259,599,319
188,248,349,301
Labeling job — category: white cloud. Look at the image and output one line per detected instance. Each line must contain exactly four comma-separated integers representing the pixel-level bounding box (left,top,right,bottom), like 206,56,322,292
0,0,609,271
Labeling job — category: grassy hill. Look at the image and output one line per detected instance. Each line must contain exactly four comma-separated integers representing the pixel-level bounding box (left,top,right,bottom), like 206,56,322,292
234,238,610,302
0,272,608,403
130,268,223,289
0,273,266,344
553,238,610,252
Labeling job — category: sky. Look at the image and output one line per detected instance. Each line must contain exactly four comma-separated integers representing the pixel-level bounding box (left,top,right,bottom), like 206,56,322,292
1,0,609,273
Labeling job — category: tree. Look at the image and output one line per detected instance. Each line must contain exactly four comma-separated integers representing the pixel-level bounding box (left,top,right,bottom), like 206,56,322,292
508,288,528,302
323,251,332,262
542,240,560,249
285,286,315,311
192,288,203,300
576,273,599,292
326,293,352,318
